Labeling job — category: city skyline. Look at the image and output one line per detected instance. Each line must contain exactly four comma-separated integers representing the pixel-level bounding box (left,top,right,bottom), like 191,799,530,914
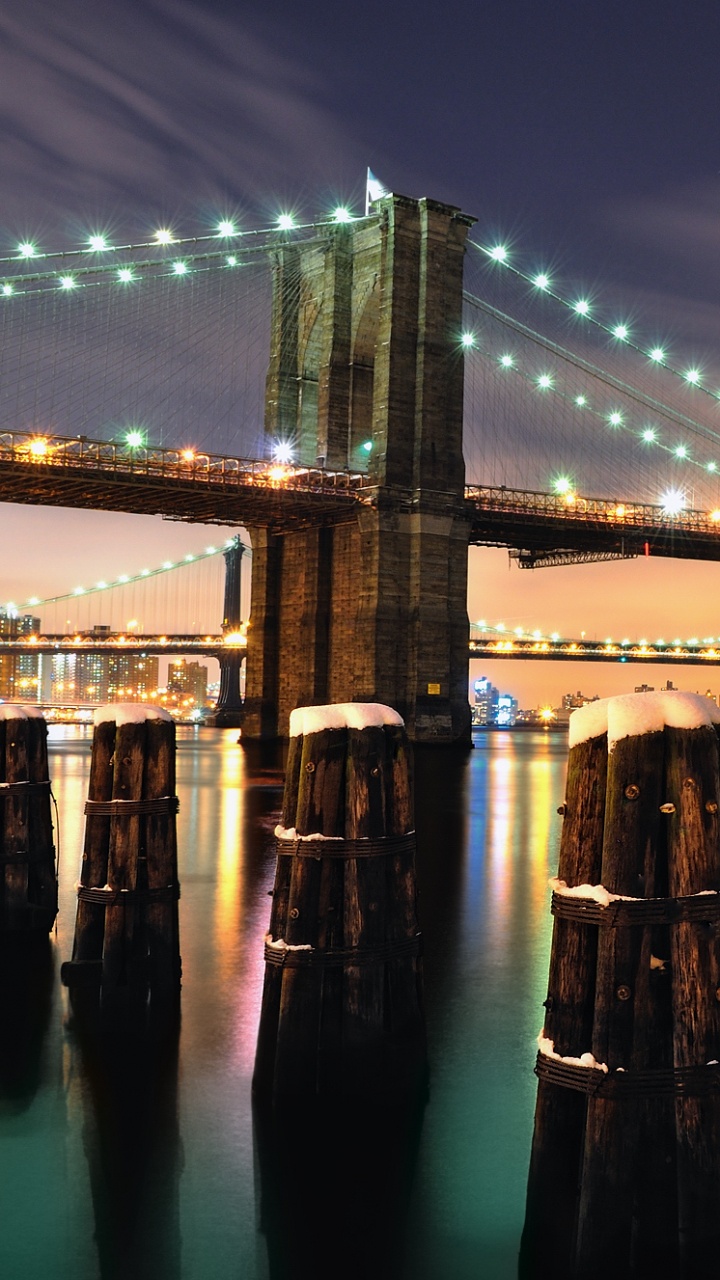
469,661,719,715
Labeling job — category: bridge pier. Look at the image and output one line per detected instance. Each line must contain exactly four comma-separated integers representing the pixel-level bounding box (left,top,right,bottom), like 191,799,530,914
207,536,246,729
243,193,475,745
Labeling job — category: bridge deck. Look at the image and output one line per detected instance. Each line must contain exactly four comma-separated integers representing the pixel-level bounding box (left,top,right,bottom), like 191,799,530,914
3,435,720,561
0,433,364,528
467,486,720,563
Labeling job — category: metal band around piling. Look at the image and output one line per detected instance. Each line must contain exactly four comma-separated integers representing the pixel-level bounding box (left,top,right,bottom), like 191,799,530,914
535,1051,720,1098
0,849,56,865
76,883,180,906
551,889,720,927
263,932,422,968
275,832,416,860
83,795,180,817
0,780,51,795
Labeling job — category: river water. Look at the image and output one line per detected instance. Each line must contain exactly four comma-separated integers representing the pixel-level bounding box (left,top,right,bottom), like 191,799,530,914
0,726,568,1279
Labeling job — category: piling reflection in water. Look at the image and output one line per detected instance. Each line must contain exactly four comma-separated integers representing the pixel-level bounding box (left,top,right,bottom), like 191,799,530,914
406,736,565,1278
0,935,54,1111
71,1020,182,1280
254,1095,426,1280
0,727,573,1278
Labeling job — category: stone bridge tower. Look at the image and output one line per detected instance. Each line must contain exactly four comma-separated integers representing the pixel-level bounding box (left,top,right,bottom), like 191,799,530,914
243,194,475,744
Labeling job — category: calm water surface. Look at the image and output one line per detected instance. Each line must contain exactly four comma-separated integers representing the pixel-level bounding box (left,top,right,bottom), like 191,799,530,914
0,727,567,1279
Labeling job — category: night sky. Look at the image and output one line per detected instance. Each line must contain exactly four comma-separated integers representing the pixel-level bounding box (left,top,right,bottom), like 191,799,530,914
2,0,720,705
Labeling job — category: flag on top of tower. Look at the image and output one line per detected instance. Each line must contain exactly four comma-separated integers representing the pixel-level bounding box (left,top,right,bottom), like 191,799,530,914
365,168,391,214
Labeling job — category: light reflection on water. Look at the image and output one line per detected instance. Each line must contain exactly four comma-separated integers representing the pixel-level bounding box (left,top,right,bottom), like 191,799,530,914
0,726,567,1279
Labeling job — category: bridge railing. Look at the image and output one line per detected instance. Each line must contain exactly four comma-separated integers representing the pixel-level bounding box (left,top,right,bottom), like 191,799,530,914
466,484,720,534
0,632,236,654
0,431,367,496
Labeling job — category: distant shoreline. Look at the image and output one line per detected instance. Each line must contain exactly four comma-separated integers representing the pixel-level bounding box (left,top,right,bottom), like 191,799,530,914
472,722,569,733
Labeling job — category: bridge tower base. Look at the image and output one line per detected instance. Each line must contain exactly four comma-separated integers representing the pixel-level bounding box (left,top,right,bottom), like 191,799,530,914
243,194,475,745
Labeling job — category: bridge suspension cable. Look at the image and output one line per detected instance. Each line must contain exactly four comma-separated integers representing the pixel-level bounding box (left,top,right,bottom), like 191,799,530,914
7,539,251,637
462,293,720,491
0,216,348,463
462,241,720,510
469,237,720,408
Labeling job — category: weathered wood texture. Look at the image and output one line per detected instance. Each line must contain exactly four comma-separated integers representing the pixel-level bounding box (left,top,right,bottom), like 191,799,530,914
575,730,673,1278
253,716,425,1100
520,730,607,1277
666,726,720,1273
0,710,57,932
62,712,180,1016
523,718,720,1279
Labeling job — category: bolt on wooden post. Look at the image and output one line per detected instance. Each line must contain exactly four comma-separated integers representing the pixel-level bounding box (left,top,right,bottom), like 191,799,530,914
521,692,720,1280
61,705,181,1017
253,703,426,1101
0,705,57,932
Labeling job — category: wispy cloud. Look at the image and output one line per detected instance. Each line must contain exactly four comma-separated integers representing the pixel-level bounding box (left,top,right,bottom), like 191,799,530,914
0,0,359,237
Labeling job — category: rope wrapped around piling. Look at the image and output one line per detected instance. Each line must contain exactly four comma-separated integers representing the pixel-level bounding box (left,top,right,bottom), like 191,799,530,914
84,795,180,817
0,780,51,795
275,831,416,860
264,932,422,968
76,882,180,906
535,1052,720,1098
551,889,720,927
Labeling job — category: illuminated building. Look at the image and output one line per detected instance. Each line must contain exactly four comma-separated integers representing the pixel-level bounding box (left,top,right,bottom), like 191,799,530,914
0,608,41,700
49,652,159,704
473,676,518,727
473,676,498,725
167,659,208,706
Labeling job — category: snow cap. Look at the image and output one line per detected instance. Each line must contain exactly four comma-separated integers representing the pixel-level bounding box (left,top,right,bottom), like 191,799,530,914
94,703,172,726
569,690,720,751
289,702,404,737
0,704,28,720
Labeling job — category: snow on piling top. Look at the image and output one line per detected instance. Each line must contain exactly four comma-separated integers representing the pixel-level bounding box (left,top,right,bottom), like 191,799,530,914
0,704,47,720
569,690,720,751
94,703,172,727
289,703,404,737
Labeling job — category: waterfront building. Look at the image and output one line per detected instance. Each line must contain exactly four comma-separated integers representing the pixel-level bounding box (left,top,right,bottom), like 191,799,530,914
49,651,159,704
562,690,599,710
473,676,499,725
167,659,209,708
496,693,518,726
0,608,41,701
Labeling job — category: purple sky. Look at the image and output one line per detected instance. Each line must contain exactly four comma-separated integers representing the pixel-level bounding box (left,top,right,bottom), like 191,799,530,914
2,0,720,704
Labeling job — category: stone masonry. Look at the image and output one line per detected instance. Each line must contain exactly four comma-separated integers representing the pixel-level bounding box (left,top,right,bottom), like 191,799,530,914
243,194,475,744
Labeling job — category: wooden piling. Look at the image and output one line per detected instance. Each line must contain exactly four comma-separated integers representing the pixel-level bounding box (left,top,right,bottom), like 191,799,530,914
253,702,425,1101
0,705,57,932
61,704,181,1017
522,692,720,1278
520,727,608,1277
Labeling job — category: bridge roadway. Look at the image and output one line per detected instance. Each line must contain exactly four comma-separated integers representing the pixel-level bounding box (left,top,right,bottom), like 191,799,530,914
470,636,720,667
4,432,720,560
4,632,720,669
1,633,235,658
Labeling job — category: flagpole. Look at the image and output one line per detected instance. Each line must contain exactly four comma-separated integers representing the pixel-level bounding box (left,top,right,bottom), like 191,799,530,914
365,167,371,217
